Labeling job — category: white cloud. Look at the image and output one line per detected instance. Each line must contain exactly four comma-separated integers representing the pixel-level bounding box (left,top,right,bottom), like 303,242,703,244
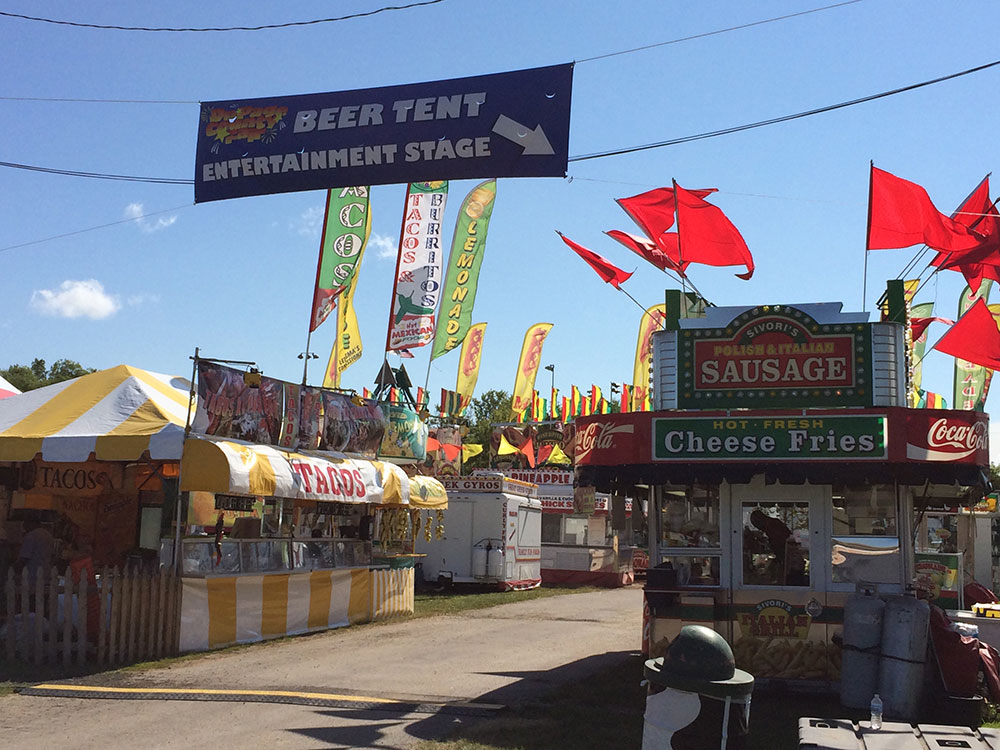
126,293,161,307
292,205,325,238
31,279,120,320
371,233,397,259
124,202,177,233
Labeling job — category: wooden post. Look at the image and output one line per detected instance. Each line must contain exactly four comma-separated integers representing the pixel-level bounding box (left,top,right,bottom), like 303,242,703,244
138,571,150,660
97,569,109,666
47,567,58,664
126,568,137,663
33,568,44,665
154,568,166,659
4,570,14,662
19,568,30,663
109,569,123,664
165,571,179,656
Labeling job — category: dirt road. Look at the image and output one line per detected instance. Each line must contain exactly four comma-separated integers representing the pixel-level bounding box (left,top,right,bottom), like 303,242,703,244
4,586,642,749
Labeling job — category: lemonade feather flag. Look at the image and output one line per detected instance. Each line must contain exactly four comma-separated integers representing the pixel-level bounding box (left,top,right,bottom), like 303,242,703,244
386,181,449,355
310,187,371,332
432,180,497,360
511,323,553,415
456,323,486,405
323,201,372,388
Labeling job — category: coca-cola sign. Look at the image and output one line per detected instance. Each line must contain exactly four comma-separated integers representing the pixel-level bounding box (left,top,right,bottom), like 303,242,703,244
905,412,989,464
575,421,635,463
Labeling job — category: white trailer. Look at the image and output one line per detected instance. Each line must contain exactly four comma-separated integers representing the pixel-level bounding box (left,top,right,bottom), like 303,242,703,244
417,475,542,590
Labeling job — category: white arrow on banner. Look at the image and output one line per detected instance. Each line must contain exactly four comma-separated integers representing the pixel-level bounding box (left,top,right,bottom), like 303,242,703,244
491,114,555,155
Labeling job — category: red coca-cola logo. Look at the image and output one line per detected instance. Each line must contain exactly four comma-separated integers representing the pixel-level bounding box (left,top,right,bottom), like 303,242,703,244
576,421,634,462
927,418,988,452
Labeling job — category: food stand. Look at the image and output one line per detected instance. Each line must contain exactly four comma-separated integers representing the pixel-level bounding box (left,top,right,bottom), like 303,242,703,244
573,290,991,687
483,468,635,587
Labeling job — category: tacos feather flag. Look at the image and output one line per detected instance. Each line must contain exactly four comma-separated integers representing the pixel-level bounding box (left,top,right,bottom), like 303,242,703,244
310,187,371,333
557,232,633,288
511,323,553,415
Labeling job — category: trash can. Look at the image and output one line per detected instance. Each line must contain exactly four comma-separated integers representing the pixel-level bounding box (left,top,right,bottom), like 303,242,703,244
643,625,754,750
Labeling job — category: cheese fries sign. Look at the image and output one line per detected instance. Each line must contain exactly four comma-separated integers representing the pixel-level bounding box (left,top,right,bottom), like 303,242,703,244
677,305,873,408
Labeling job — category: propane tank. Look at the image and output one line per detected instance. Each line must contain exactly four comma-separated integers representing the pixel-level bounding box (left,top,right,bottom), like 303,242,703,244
487,542,504,579
878,594,930,720
840,589,886,709
472,544,488,578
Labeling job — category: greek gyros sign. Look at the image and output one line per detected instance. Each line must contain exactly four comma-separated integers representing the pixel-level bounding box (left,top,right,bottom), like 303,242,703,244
194,64,573,202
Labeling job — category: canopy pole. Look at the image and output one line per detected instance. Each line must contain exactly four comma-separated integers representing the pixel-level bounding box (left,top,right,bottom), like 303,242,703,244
174,346,199,574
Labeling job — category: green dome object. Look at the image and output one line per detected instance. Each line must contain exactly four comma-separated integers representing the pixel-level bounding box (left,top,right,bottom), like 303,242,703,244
644,625,754,698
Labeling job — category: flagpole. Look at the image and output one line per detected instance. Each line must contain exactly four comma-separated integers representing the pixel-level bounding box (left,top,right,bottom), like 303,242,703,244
303,190,334,386
863,161,874,312
385,183,412,354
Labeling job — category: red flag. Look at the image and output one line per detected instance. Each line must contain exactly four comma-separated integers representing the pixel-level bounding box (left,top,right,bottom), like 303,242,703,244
426,436,441,452
673,183,755,279
933,298,1000,370
930,176,1000,293
557,232,633,288
536,444,554,464
605,230,689,274
616,187,717,243
519,437,536,468
868,166,984,253
910,316,954,342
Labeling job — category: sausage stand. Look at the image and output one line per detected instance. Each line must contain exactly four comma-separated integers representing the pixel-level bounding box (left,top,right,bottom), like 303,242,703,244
573,287,990,686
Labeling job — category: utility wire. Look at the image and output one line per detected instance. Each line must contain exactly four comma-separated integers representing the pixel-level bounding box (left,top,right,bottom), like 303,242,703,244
3,57,999,187
0,95,197,104
576,0,864,64
0,204,192,254
570,58,1000,162
0,0,445,32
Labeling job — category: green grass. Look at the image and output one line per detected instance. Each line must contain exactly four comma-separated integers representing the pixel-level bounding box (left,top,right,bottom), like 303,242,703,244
411,585,600,619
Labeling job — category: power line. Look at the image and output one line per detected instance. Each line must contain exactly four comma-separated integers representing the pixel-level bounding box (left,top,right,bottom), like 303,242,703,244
0,95,197,104
569,58,1000,162
0,204,192,254
3,56,998,187
0,160,192,185
0,0,445,32
576,0,865,64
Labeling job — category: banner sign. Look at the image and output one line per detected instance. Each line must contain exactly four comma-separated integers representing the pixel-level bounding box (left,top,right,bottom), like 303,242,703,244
378,404,428,462
904,410,989,464
387,182,449,353
193,362,283,445
677,305,873,409
914,553,961,608
432,180,497,359
440,475,538,497
953,282,993,410
652,415,886,461
320,392,387,457
194,63,573,203
309,187,371,332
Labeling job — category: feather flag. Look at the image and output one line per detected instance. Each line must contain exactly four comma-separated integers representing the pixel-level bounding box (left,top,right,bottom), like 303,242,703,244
633,304,666,412
386,181,449,355
674,182,754,279
310,187,371,332
952,283,994,409
511,323,553,415
456,323,486,406
867,166,983,254
431,180,497,359
557,232,633,288
935,297,1000,371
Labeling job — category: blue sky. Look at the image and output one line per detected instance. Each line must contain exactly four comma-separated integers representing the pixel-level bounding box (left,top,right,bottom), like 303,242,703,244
3,1,1000,449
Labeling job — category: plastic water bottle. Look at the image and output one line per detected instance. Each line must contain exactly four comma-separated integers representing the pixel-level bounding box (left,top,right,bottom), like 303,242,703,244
870,694,883,730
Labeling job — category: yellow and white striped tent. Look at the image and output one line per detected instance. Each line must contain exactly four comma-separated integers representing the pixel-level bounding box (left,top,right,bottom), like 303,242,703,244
0,364,192,462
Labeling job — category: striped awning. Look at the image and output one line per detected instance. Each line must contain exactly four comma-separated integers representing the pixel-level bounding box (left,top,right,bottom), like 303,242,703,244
408,475,448,509
0,365,191,462
180,435,410,504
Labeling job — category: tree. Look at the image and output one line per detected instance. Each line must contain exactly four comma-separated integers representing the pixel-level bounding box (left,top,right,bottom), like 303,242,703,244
462,389,513,471
1,358,96,392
